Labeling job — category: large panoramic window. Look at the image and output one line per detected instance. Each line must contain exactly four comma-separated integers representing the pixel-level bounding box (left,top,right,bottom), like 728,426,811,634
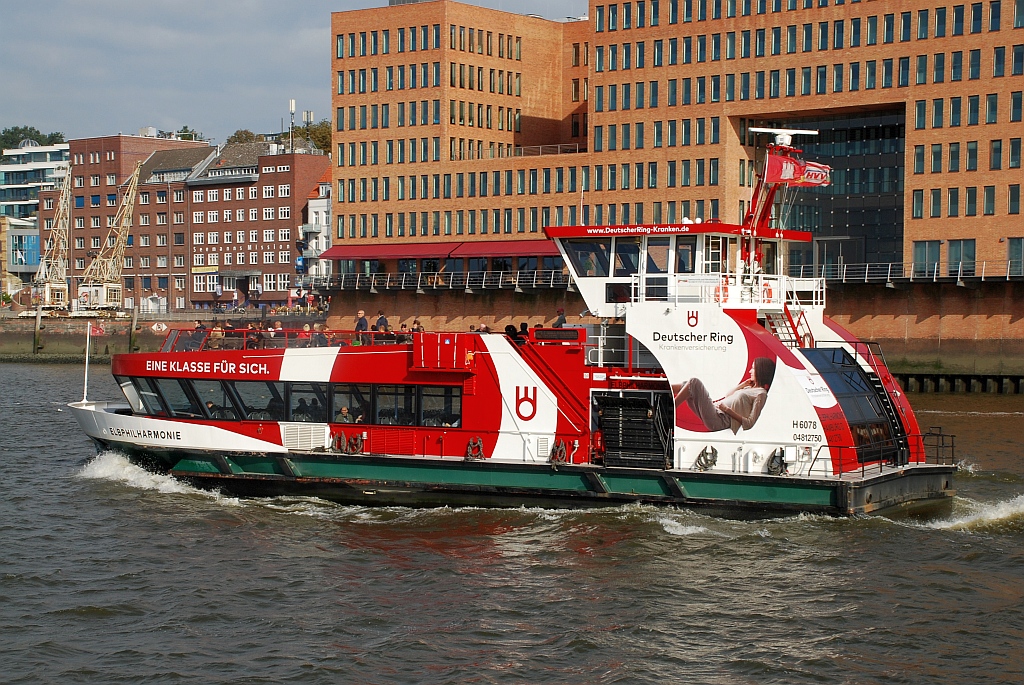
564,238,611,277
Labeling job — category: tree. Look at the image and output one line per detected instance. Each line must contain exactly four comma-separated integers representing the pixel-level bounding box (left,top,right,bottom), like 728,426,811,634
0,126,65,152
226,129,260,145
175,125,205,141
296,119,331,152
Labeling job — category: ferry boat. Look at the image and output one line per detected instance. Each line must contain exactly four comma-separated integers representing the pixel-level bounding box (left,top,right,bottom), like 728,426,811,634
69,132,956,516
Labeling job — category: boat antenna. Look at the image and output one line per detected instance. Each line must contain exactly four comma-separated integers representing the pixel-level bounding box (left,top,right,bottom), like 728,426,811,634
83,320,91,402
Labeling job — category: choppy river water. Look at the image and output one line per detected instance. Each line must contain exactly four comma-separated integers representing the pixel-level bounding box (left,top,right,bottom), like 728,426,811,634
2,363,1023,684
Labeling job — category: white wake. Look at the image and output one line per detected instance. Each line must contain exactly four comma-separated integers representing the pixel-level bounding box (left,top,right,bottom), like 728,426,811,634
927,493,1024,530
78,451,241,504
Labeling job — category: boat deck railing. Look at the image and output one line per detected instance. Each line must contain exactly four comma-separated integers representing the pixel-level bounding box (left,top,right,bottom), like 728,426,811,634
627,273,825,308
803,430,957,479
161,327,421,353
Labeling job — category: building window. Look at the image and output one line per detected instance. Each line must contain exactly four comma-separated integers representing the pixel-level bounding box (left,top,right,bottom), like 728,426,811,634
912,189,924,218
948,238,976,276
912,240,939,276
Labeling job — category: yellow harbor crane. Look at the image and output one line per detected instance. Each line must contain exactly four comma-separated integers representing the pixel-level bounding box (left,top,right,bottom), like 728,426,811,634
33,164,73,311
76,161,142,314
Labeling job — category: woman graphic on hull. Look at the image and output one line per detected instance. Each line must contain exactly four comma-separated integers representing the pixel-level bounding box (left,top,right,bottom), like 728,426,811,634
673,357,776,433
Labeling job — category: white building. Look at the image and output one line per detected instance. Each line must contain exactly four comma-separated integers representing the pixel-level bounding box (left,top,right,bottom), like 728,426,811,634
0,140,70,221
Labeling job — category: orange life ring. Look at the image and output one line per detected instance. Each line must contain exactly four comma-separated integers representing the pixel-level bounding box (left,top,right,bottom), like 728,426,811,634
714,280,729,303
762,282,773,300
79,292,89,304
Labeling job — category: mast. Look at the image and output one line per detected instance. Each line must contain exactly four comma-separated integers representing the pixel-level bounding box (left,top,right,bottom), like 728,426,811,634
743,127,823,274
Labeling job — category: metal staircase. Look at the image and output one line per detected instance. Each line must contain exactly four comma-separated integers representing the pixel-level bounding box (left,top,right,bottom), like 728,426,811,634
763,303,815,349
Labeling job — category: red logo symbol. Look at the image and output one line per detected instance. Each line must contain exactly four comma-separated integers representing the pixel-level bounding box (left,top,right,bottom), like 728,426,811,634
687,310,699,327
515,386,537,421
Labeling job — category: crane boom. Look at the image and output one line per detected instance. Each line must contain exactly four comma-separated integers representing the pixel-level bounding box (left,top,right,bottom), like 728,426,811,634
34,164,73,309
78,161,142,311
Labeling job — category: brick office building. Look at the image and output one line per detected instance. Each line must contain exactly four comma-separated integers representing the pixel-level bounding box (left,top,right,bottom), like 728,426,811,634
327,0,1023,290
182,143,330,310
37,133,210,310
38,136,331,312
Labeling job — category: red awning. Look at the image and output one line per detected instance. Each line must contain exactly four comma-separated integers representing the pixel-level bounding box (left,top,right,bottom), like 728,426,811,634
448,239,559,258
320,239,559,261
319,243,456,260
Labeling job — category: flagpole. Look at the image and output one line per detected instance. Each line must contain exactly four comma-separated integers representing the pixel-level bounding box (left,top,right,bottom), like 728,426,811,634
83,320,91,402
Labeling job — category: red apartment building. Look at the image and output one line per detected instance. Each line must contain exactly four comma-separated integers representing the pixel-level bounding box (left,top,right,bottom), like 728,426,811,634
39,136,330,312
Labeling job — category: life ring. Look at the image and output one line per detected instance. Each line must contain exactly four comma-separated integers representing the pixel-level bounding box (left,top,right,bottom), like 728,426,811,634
549,440,567,464
762,282,773,301
79,292,89,304
801,333,813,348
465,436,484,460
347,434,364,453
714,280,729,303
695,445,718,471
332,431,346,452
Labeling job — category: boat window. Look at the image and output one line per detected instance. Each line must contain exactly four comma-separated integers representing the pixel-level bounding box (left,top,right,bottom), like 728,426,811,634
563,238,610,277
332,383,372,423
375,385,418,425
230,381,286,421
646,237,671,274
152,378,204,418
289,382,329,422
421,386,462,427
131,378,167,416
613,237,641,276
115,375,146,414
676,236,697,273
191,379,240,420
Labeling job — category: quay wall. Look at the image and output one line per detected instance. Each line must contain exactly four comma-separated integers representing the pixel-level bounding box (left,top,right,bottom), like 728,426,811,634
826,281,1024,375
2,282,1021,376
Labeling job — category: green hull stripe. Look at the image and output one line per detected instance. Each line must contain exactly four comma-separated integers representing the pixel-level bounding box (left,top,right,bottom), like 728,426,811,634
601,474,672,497
677,477,835,506
169,454,838,506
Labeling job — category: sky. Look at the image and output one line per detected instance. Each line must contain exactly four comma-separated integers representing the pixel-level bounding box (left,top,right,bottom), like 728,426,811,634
2,0,586,145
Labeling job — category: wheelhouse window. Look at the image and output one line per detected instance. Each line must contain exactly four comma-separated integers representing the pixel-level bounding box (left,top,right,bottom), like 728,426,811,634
563,239,611,277
676,236,697,273
613,237,641,276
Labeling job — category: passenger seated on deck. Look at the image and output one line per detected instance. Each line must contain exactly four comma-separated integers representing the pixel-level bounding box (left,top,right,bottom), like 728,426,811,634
266,397,286,421
293,397,313,421
672,357,775,433
335,406,354,423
